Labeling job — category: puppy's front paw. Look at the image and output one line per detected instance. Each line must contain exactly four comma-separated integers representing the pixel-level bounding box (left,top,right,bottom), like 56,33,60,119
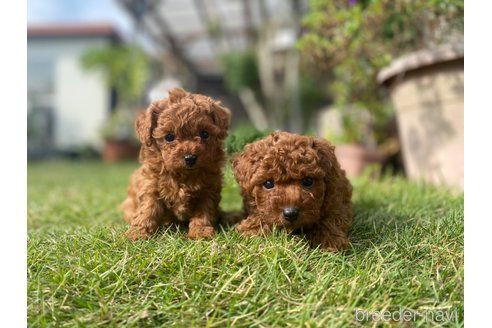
236,224,258,236
317,238,349,252
125,227,152,241
188,225,215,239
236,222,270,236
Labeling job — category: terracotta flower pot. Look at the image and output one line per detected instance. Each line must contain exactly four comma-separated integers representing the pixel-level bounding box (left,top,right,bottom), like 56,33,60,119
102,139,140,163
378,44,463,189
335,144,385,178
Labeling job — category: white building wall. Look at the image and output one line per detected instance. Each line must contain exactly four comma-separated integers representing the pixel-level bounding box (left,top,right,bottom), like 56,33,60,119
27,37,111,151
54,55,108,149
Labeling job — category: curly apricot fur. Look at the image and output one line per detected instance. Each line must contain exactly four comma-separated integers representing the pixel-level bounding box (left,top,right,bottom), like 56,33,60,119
232,132,353,251
120,88,231,240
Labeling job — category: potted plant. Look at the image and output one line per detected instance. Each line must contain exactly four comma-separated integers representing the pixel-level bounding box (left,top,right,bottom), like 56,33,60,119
316,104,390,178
375,1,464,189
298,0,463,184
99,109,140,162
298,0,395,177
81,44,150,162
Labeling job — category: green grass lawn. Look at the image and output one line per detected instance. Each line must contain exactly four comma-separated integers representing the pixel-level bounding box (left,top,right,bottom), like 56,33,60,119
28,161,464,327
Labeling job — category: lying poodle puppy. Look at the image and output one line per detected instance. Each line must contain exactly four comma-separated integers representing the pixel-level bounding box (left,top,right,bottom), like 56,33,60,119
121,88,231,240
232,131,353,251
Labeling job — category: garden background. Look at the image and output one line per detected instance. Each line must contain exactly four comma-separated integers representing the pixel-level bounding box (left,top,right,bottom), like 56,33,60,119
27,0,464,326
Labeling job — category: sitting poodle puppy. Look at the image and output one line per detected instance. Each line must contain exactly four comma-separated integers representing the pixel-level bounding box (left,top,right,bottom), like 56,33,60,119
121,88,231,240
232,132,353,251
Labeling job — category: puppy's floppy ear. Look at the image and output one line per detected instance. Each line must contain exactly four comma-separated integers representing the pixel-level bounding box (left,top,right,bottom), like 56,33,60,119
232,145,258,193
210,102,231,139
211,103,231,139
135,103,162,147
312,137,353,234
311,137,336,172
312,137,349,193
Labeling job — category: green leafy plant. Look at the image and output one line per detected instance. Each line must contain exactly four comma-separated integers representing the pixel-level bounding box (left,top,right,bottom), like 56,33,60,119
220,50,330,132
99,109,139,143
298,60,332,129
298,0,464,145
220,51,261,94
225,123,272,156
81,44,150,142
81,45,149,105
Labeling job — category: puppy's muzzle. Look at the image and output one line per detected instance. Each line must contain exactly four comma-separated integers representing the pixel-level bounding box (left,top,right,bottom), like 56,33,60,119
282,207,299,222
184,154,198,167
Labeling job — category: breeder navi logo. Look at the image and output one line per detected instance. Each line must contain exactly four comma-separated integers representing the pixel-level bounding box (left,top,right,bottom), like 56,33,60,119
355,307,458,323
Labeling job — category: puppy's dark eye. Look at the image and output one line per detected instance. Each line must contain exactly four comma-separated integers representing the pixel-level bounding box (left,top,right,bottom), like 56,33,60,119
301,177,313,187
199,130,209,139
164,133,175,142
263,180,275,189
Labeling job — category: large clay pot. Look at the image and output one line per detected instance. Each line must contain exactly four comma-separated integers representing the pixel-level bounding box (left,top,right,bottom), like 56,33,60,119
335,144,384,178
378,44,463,189
102,139,140,163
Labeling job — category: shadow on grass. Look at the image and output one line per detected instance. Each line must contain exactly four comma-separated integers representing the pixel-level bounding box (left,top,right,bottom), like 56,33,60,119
347,197,420,254
120,220,240,240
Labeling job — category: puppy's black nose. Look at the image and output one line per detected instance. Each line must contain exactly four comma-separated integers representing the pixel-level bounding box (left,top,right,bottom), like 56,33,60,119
184,154,197,167
282,207,299,221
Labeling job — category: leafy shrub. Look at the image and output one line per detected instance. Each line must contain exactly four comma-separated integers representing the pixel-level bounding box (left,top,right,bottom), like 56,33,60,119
298,0,464,145
100,109,139,143
81,44,150,106
221,51,260,93
221,50,330,132
225,124,272,156
81,45,150,142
